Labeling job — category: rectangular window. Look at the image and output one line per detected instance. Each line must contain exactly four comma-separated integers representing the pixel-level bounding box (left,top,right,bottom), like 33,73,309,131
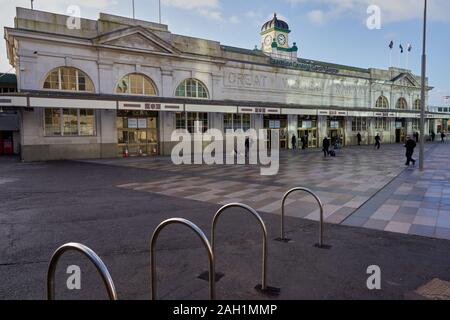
187,112,208,133
375,118,389,131
352,117,367,132
63,109,79,136
44,108,62,136
175,112,186,130
79,109,95,136
412,119,420,131
44,108,96,137
224,114,233,131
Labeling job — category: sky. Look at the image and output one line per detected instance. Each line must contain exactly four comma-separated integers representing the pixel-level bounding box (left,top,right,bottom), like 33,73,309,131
0,0,449,106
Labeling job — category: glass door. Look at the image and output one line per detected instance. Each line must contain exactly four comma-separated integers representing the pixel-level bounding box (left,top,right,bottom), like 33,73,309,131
117,111,159,157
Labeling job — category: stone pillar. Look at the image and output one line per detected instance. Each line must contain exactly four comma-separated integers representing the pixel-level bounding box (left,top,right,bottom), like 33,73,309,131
287,114,298,149
318,115,327,144
160,112,175,156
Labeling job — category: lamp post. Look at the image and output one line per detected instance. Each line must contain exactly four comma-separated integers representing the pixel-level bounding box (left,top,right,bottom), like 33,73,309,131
419,0,428,172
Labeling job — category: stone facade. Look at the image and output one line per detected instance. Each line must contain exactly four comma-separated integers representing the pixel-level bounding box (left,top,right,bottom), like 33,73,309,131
1,7,442,161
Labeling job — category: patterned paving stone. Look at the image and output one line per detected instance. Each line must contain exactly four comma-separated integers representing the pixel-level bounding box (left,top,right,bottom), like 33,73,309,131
110,143,450,241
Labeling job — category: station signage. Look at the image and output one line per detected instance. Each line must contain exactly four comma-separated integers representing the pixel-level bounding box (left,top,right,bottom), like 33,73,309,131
238,107,281,115
318,110,347,116
374,112,396,118
119,102,183,112
270,58,340,75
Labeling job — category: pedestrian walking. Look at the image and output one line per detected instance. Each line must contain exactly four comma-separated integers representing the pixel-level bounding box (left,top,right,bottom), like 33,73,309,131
431,131,436,142
374,134,381,150
322,136,330,157
301,135,306,150
356,132,362,146
414,132,419,143
442,132,447,143
404,136,417,167
291,135,297,150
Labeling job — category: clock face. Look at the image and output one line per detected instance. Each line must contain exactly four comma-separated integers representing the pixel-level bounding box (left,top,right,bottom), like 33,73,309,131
264,35,272,46
277,34,286,45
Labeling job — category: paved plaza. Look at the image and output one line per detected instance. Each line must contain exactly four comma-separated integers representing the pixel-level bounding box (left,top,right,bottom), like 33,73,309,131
1,143,450,300
98,143,450,240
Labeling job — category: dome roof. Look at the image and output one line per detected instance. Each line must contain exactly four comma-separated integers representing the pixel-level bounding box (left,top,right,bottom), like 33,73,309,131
261,13,289,33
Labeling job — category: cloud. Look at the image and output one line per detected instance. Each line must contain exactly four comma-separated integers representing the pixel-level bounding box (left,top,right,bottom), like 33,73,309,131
307,10,326,24
286,0,450,23
229,15,240,24
163,0,223,21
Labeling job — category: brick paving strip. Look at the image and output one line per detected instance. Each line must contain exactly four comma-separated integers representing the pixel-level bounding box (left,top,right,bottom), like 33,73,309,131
344,143,450,240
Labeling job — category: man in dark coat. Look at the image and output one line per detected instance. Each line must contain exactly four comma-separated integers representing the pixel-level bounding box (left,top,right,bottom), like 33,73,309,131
405,136,417,166
431,131,436,142
291,135,297,150
323,136,330,157
442,132,447,143
357,132,362,146
374,134,381,150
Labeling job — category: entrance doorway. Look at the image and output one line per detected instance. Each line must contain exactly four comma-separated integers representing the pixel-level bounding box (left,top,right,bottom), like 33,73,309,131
264,115,288,149
298,129,318,148
298,116,318,148
266,129,286,150
117,111,159,157
395,119,406,143
0,131,13,155
327,117,346,147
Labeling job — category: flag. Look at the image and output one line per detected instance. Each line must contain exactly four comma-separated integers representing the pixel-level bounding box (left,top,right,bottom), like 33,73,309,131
389,41,394,49
407,43,412,52
399,44,404,53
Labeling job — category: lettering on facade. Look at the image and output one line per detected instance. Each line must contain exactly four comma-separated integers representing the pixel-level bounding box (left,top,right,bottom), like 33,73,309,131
227,72,268,88
145,103,162,110
270,58,340,75
0,99,12,104
225,71,368,99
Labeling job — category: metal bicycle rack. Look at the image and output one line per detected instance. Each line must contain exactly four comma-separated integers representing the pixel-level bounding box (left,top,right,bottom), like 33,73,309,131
47,243,118,300
150,218,215,300
277,187,330,249
212,203,279,296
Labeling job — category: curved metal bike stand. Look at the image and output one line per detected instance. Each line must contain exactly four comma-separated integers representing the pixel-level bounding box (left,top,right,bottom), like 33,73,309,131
277,187,329,249
150,218,215,300
47,243,118,300
212,203,279,296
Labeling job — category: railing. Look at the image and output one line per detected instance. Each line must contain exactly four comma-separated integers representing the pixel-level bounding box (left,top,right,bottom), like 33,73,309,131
150,218,215,300
278,187,327,248
47,243,118,300
212,203,269,291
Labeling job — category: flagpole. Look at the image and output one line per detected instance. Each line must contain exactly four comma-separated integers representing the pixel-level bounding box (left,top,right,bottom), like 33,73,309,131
419,0,428,172
132,0,135,19
159,0,161,23
31,0,34,10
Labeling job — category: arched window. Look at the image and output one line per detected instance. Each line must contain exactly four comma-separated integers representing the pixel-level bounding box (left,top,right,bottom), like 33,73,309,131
414,99,421,110
43,67,94,92
175,78,208,99
375,96,389,109
396,98,408,110
116,73,158,96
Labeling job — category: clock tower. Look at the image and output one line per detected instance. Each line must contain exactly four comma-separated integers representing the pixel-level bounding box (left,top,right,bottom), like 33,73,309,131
260,13,298,61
